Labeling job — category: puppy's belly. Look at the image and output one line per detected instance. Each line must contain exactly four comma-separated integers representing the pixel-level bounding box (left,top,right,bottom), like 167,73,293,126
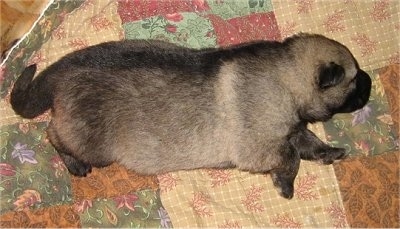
112,128,238,174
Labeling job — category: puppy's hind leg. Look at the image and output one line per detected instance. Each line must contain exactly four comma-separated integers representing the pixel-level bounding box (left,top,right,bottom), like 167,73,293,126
47,124,92,177
289,126,346,164
59,152,92,177
270,145,300,199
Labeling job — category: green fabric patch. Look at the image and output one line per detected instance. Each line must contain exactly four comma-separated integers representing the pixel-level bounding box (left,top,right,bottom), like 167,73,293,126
324,69,399,156
124,13,216,49
208,0,274,20
78,190,172,228
0,122,72,214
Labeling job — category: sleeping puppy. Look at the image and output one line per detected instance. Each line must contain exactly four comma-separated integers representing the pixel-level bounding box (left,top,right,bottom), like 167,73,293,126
10,33,371,199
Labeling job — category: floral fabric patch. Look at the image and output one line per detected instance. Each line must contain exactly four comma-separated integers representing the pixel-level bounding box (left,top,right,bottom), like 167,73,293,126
0,122,72,214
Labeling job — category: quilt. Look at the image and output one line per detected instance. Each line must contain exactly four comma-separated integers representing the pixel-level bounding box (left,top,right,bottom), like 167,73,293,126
0,0,399,227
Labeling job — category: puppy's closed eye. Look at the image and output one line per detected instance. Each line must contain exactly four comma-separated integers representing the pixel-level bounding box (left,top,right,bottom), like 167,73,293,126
318,62,345,89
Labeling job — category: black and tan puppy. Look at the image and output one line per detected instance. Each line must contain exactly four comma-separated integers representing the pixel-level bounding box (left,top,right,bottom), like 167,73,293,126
11,33,371,199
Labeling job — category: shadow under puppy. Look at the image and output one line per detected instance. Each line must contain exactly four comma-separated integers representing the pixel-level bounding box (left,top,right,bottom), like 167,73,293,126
11,33,371,199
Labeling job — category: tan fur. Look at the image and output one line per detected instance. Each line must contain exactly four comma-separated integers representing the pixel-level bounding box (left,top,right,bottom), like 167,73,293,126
214,61,241,163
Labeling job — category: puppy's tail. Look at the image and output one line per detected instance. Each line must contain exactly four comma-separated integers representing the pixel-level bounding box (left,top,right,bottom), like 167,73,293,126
10,64,53,118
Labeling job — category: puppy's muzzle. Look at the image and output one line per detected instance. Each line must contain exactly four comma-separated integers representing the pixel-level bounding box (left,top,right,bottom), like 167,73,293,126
334,70,372,113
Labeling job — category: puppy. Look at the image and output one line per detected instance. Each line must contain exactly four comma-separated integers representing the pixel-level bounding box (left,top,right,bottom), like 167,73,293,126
10,33,371,199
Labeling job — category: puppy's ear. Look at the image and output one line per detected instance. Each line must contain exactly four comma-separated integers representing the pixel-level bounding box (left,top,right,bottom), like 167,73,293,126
318,62,345,89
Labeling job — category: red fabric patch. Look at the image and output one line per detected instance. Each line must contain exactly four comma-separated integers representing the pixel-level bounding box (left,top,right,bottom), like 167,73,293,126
117,0,210,23
208,12,281,46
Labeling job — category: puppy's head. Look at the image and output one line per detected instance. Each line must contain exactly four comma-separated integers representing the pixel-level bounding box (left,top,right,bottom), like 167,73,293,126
316,61,371,114
286,34,372,123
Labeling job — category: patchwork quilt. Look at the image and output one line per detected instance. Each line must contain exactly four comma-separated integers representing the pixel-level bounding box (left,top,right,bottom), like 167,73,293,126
0,0,399,227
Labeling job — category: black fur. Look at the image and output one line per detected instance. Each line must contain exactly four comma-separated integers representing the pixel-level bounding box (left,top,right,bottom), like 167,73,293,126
289,123,346,164
10,64,53,118
318,62,345,89
330,70,372,113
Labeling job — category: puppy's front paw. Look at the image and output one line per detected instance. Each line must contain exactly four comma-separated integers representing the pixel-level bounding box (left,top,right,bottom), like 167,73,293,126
318,147,347,164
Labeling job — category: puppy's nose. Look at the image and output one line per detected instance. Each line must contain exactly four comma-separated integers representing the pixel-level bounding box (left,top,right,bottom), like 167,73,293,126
356,70,372,102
